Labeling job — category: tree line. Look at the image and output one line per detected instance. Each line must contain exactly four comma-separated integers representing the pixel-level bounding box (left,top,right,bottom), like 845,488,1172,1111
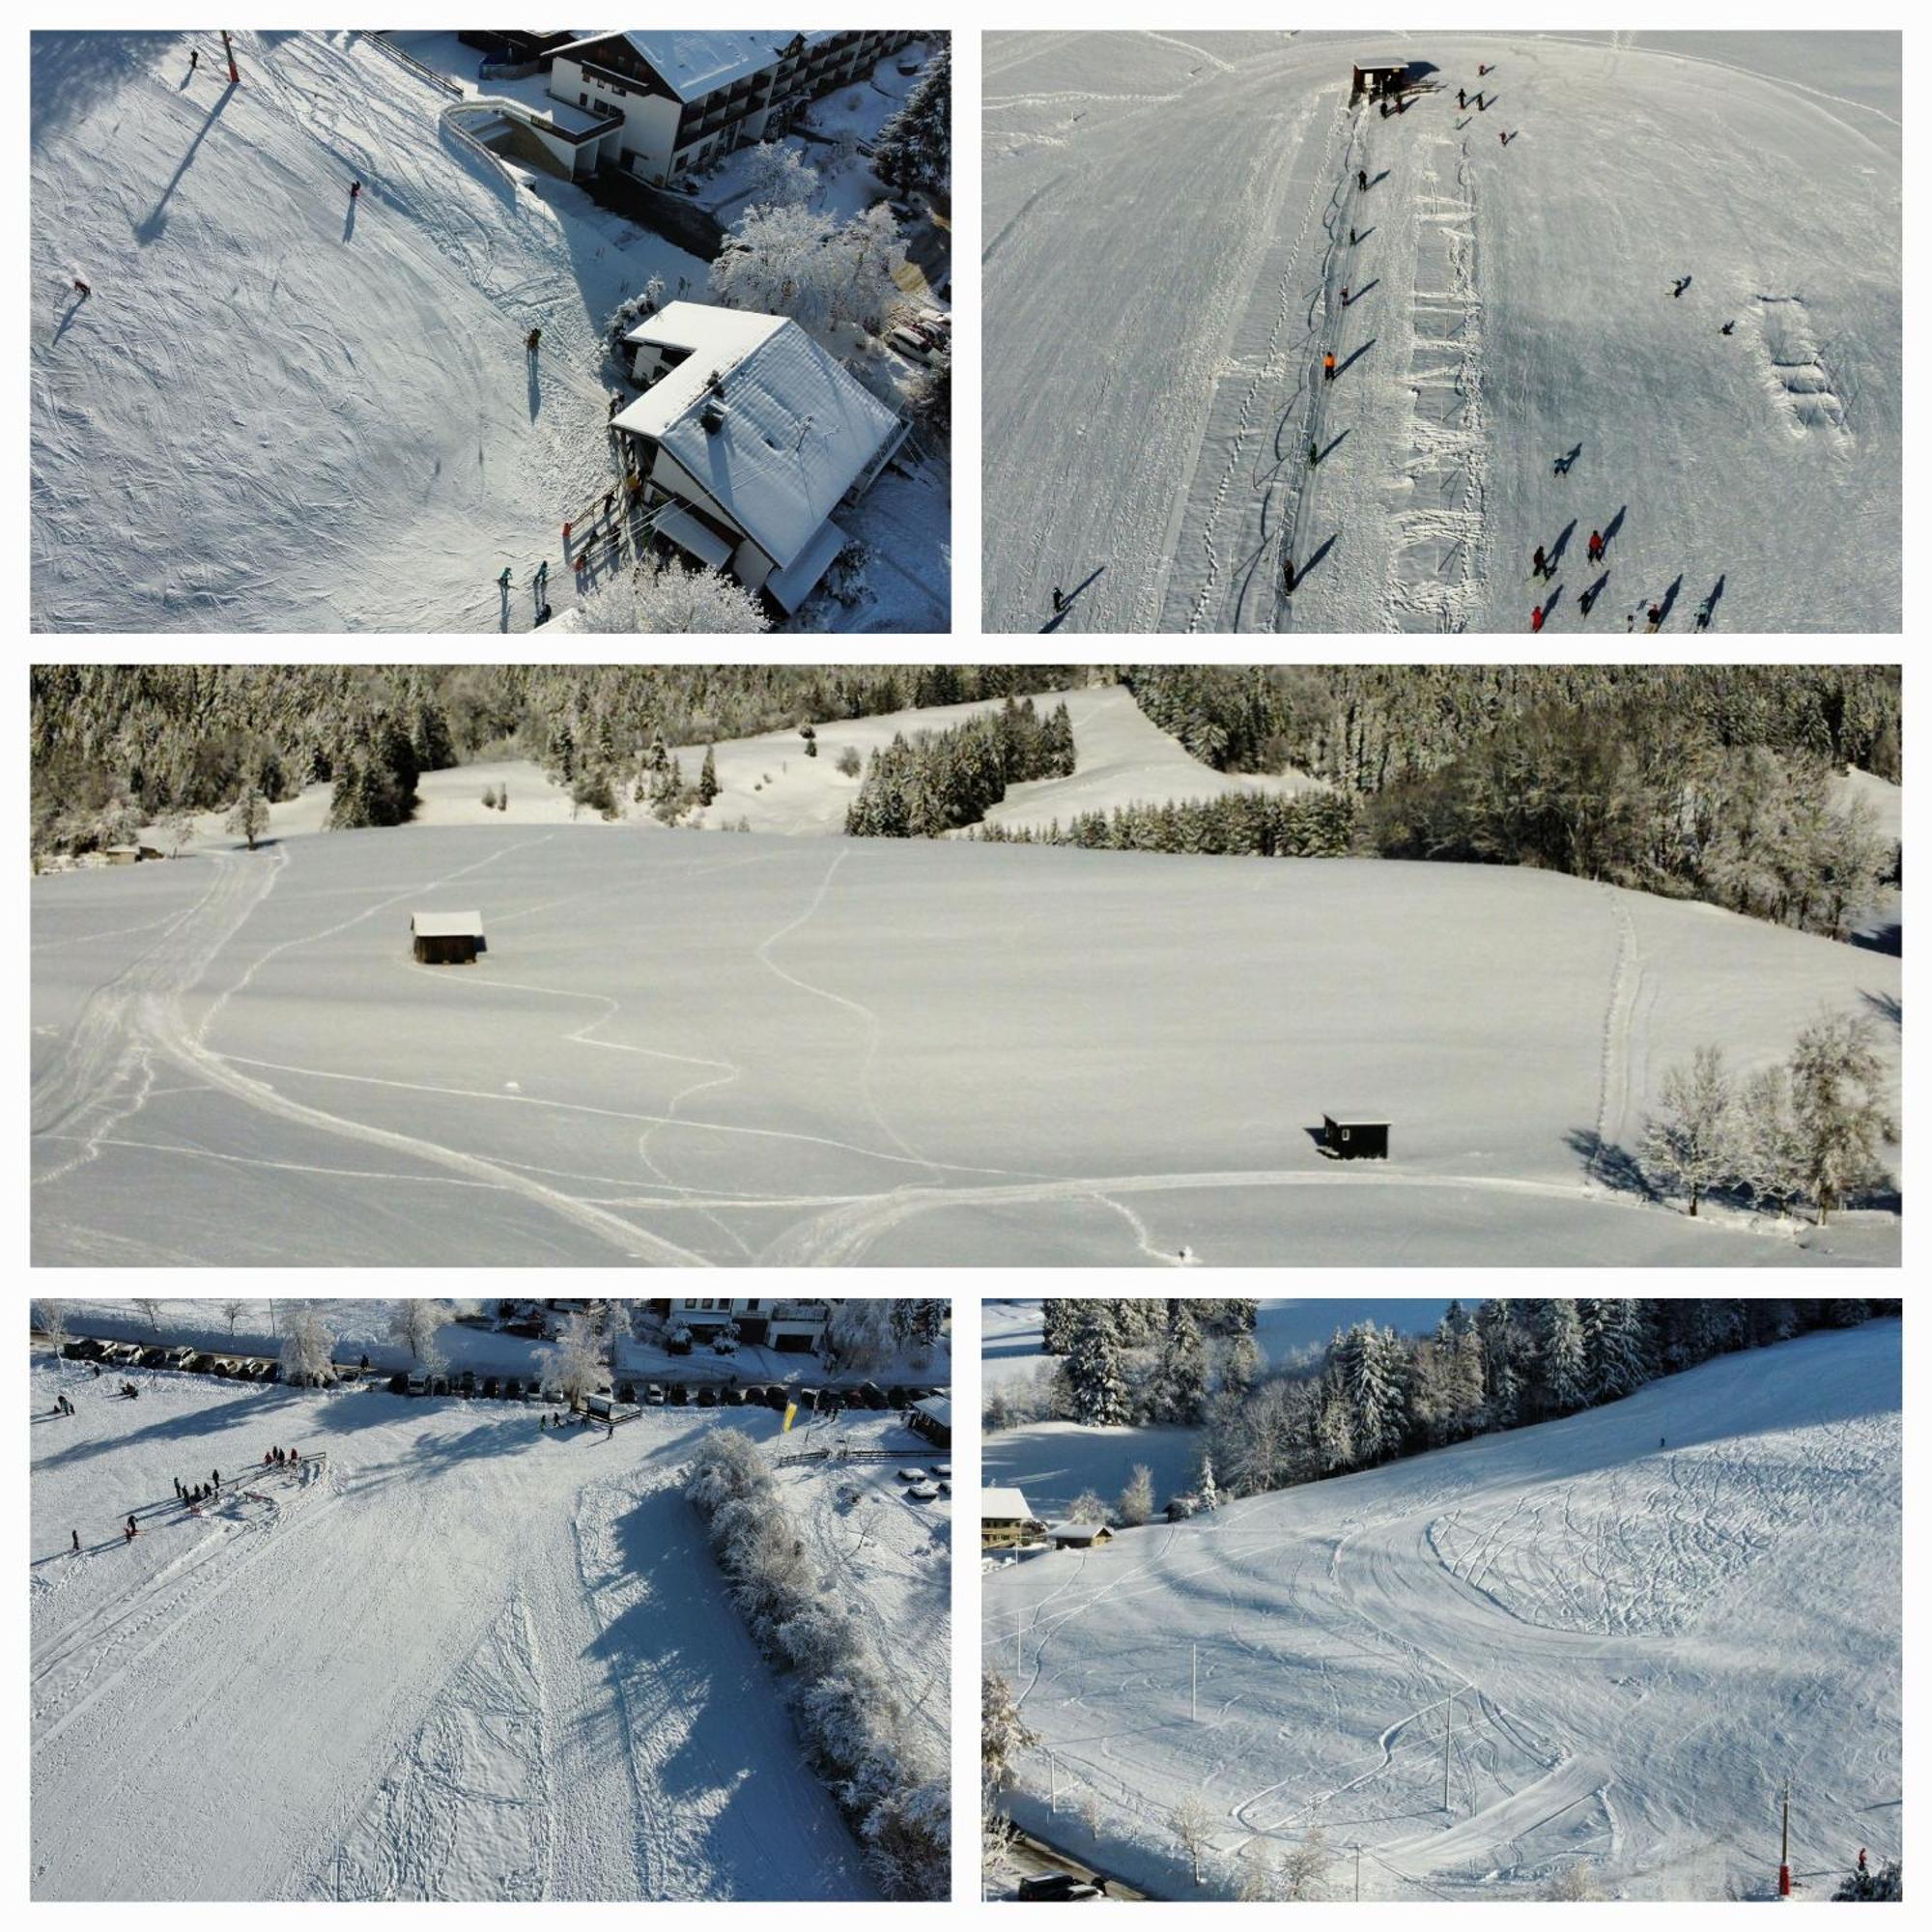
971,787,1356,858
844,698,1075,838
1116,666,1900,939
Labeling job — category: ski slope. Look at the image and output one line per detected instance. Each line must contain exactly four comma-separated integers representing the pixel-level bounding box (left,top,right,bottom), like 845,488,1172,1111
29,1355,888,1900
31,823,1899,1266
983,30,1900,633
982,1321,1902,1900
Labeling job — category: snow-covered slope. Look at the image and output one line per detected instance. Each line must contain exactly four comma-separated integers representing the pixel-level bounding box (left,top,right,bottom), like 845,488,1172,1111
982,1321,1901,1899
31,1356,880,1899
31,31,698,632
31,828,1899,1265
983,30,1900,632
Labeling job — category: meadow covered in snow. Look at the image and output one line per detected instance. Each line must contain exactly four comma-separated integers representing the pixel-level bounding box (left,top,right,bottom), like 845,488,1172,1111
31,1341,950,1899
983,1320,1901,1900
983,30,1899,632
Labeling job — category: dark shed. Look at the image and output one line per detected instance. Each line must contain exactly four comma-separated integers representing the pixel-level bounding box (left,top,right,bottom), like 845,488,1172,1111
412,910,486,965
1322,1113,1390,1160
1350,60,1421,102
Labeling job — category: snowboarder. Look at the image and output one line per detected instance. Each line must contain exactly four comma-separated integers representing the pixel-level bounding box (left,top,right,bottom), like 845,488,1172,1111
526,327,542,354
1532,544,1547,579
71,1529,80,1554
1719,320,1735,335
1645,603,1662,632
1051,585,1065,612
1530,604,1546,633
71,277,91,299
1586,529,1605,564
1356,168,1368,190
1322,351,1336,382
350,181,361,201
497,565,512,591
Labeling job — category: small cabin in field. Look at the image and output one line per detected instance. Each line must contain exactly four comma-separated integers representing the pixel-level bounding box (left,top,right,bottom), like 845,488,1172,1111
1350,59,1420,103
103,845,142,866
1047,1520,1113,1550
412,910,486,965
908,1396,952,1449
1322,1112,1389,1160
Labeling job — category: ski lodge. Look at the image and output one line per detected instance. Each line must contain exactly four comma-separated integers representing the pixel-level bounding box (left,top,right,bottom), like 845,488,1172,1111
981,1487,1044,1551
411,910,486,965
611,301,907,614
545,31,919,187
1321,1111,1390,1160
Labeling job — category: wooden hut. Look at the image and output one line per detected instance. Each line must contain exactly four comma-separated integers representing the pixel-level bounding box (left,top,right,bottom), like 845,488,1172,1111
1322,1112,1390,1160
411,910,486,965
1350,59,1416,103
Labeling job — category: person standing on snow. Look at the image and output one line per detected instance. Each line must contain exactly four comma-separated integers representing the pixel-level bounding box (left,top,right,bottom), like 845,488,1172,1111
1356,167,1367,190
1531,604,1546,633
1051,585,1065,612
71,1529,80,1554
1645,603,1663,632
1323,351,1337,382
497,566,512,591
190,48,199,71
1587,529,1605,565
350,181,360,201
1532,544,1547,579
1457,87,1465,108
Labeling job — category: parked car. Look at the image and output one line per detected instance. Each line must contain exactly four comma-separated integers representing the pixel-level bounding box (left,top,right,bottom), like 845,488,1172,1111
764,1386,790,1411
895,1468,927,1483
388,1372,411,1395
666,1383,688,1406
430,1375,449,1397
616,1381,636,1405
505,1378,525,1401
723,1386,746,1406
406,1372,427,1396
932,1463,952,1479
138,1346,168,1368
907,1482,940,1502
857,1382,887,1410
168,1346,198,1369
696,1385,718,1408
483,1376,501,1399
213,1357,237,1378
886,1385,908,1407
457,1370,476,1396
937,1479,952,1495
643,1383,666,1406
187,1353,215,1375
897,58,921,74
1016,1872,1101,1902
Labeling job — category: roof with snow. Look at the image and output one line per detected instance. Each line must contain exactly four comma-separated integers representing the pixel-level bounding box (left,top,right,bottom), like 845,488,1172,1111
911,1396,952,1428
411,911,484,939
616,302,901,570
567,32,834,102
1046,1521,1113,1543
981,1487,1036,1521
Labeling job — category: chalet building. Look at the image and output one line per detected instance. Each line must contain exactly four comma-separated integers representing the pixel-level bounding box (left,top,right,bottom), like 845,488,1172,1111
1047,1521,1114,1550
664,1296,832,1351
548,30,919,187
981,1487,1044,1551
458,30,581,67
612,301,906,613
411,910,485,964
907,1396,952,1449
1322,1111,1390,1160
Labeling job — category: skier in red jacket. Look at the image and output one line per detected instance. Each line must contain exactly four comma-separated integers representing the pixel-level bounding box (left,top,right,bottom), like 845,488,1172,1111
1531,604,1546,633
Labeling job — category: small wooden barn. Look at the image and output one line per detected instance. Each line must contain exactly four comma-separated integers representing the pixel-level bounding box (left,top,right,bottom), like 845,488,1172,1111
411,910,486,965
1047,1521,1114,1550
1323,1112,1390,1160
908,1396,952,1449
1350,59,1417,103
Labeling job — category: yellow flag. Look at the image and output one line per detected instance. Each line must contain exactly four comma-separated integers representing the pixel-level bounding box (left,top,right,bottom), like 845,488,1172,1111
782,1402,798,1433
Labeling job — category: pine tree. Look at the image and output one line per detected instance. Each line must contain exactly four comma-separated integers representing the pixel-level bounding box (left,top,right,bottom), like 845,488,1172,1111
1065,1307,1128,1426
1151,1299,1208,1425
1039,1298,1080,1355
980,1668,1037,1790
1198,1454,1218,1511
1539,1300,1588,1416
225,779,270,850
698,746,720,805
1339,1323,1405,1463
1583,1298,1650,1404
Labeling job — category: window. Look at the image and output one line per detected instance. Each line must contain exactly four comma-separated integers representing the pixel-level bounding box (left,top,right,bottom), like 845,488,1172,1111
580,93,588,107
744,1299,760,1312
683,1298,697,1310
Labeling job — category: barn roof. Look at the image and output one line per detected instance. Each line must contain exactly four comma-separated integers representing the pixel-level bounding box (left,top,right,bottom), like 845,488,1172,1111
912,1396,952,1427
412,910,485,938
980,1486,1035,1520
1047,1520,1112,1542
1323,1108,1390,1124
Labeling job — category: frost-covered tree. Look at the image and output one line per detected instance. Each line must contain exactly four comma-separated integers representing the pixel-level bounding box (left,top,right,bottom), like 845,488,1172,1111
1316,1387,1355,1473
826,1299,895,1372
574,558,769,634
1118,1463,1153,1527
1066,1489,1108,1524
278,1303,338,1386
1220,1329,1264,1397
220,1299,246,1336
743,139,820,209
869,38,950,199
159,809,195,857
1172,1795,1215,1886
1734,1065,1808,1216
36,1299,68,1353
225,780,270,850
1640,1044,1736,1216
1198,1454,1218,1512
1543,1862,1605,1901
1338,1322,1405,1464
1583,1298,1651,1404
388,1298,448,1367
1150,1299,1208,1425
1037,1299,1078,1355
133,1297,163,1333
981,1667,1037,1792
1833,1857,1902,1901
541,1309,604,1406
1064,1306,1128,1425
1539,1300,1588,1417
1788,1009,1896,1224
1274,1826,1331,1902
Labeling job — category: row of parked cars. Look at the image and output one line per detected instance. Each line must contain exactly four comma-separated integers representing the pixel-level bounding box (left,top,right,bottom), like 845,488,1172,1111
63,1338,277,1379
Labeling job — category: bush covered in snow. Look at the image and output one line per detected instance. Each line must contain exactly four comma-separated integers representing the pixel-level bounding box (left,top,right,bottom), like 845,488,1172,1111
685,1429,948,1899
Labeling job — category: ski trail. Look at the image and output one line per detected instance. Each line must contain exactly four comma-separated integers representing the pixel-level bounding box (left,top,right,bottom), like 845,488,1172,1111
1590,893,1643,1183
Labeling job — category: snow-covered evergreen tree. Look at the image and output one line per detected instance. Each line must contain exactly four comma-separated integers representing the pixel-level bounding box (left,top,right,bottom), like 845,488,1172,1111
1538,1300,1589,1416
1583,1298,1651,1404
225,780,270,850
981,1666,1037,1792
1339,1322,1406,1464
1198,1454,1218,1512
1316,1387,1355,1473
1039,1298,1079,1355
1151,1298,1208,1424
1065,1306,1129,1425
869,39,951,200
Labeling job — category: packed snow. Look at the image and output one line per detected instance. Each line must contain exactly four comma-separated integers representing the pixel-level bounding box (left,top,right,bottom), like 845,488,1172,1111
30,1346,922,1899
32,820,1898,1264
983,1320,1901,1899
983,31,1900,632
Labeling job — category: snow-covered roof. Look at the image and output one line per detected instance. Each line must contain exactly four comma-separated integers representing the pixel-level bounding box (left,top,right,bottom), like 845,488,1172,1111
1047,1520,1112,1542
655,501,734,572
911,1396,952,1427
412,910,484,938
569,32,808,102
981,1487,1035,1520
616,302,901,570
764,518,848,612
1324,1108,1390,1124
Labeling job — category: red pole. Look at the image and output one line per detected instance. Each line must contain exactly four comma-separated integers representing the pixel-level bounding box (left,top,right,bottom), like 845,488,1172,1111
1778,1780,1792,1896
222,30,240,86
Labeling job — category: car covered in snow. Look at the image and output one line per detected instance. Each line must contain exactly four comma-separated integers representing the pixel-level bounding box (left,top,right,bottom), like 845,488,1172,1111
643,1383,666,1406
696,1385,718,1408
931,1463,952,1479
895,1467,927,1483
906,1481,941,1502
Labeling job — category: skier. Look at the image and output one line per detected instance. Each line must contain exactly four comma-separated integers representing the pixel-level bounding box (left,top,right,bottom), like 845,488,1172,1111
1693,596,1714,632
1308,440,1320,468
1626,612,1635,632
1323,351,1336,382
190,48,199,71
264,1450,273,1467
71,1529,80,1554
1532,544,1547,579
562,520,573,551
126,1515,138,1539
1660,1435,1666,1448
1457,87,1465,108
1671,277,1689,298
540,1413,547,1430
1340,286,1350,306
526,327,542,354
497,565,512,592
1586,529,1605,564
359,1353,369,1370
212,1468,220,1490
1348,226,1357,245
1478,62,1491,75
1498,129,1507,146
350,181,361,201
1859,1850,1868,1878
71,277,91,299
1356,167,1367,190
1051,585,1065,612
1283,555,1296,594
1720,320,1735,335
1530,603,1546,633
174,1477,182,1499
1645,603,1662,633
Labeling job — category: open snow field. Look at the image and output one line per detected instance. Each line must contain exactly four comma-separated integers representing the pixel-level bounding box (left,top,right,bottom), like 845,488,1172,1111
32,826,1898,1265
982,1321,1902,1900
30,1352,903,1900
983,31,1900,632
